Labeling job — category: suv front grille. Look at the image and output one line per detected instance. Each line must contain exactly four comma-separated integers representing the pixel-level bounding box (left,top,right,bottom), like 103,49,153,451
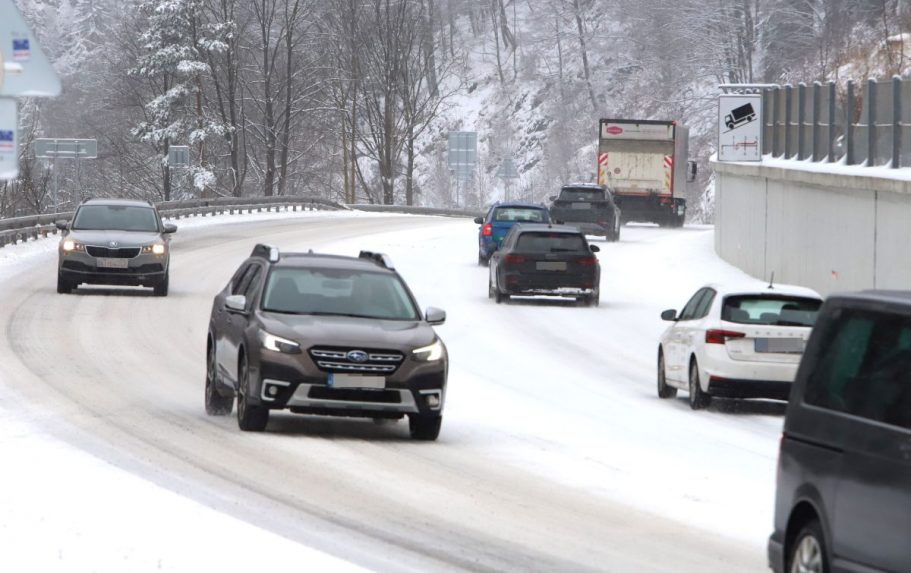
309,347,405,374
86,246,141,259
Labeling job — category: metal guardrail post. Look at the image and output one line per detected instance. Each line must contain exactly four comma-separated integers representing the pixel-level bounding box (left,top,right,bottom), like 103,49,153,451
797,83,807,160
785,85,793,158
846,81,855,165
868,79,877,166
812,82,821,161
828,81,836,162
771,87,781,157
893,75,902,168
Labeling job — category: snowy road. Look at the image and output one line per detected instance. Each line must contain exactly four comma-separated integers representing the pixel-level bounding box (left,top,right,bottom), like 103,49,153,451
0,212,780,572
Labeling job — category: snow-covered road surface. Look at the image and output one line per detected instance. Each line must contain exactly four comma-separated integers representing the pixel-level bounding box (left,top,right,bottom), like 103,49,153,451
0,212,779,571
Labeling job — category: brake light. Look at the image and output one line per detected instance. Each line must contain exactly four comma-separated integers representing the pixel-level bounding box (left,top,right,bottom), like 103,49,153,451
482,224,493,237
705,329,746,345
504,254,526,265
576,256,597,266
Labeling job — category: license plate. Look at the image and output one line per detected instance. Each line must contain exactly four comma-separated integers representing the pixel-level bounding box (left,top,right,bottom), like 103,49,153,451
97,257,129,269
755,338,805,354
571,202,590,209
328,373,386,389
536,261,567,271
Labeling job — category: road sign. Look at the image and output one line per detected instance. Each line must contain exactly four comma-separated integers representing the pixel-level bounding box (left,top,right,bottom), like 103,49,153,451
718,94,762,162
496,157,519,179
0,0,62,96
168,145,190,168
34,138,97,159
447,131,477,181
0,98,16,179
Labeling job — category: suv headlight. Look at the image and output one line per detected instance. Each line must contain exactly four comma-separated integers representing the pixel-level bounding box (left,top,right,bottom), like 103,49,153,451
142,243,167,255
413,339,444,362
62,239,84,252
258,330,301,354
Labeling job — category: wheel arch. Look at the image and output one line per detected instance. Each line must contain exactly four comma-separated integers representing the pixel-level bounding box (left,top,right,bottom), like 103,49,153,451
783,500,826,569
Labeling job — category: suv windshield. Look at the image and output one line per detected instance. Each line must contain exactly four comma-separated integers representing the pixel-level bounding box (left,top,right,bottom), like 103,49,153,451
560,188,604,201
516,232,587,252
493,207,545,223
722,295,822,327
261,267,420,321
72,205,160,232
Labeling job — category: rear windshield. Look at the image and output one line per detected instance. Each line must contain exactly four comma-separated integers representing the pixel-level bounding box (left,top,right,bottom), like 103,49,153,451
72,205,159,232
722,295,822,327
559,188,604,201
261,267,420,321
516,232,587,252
492,207,546,223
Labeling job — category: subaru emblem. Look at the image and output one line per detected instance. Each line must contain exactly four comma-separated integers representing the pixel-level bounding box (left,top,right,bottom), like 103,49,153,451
347,350,369,363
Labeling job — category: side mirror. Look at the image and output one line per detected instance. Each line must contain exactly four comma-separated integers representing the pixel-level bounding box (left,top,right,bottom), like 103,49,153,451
163,223,178,234
590,244,600,253
425,306,446,325
55,220,68,231
473,217,484,225
661,309,678,322
226,294,247,312
687,161,697,183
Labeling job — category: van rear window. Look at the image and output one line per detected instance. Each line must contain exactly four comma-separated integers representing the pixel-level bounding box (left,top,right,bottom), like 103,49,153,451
493,207,546,223
722,295,821,327
516,232,587,252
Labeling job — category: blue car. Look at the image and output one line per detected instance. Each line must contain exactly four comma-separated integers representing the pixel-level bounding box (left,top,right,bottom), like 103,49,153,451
474,202,551,265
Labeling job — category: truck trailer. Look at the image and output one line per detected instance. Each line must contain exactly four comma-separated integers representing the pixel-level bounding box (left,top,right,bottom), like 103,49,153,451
596,119,695,227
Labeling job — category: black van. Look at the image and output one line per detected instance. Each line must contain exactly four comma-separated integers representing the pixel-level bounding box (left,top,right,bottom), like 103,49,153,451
769,291,911,573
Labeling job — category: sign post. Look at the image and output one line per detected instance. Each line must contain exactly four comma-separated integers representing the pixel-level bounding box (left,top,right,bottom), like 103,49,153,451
34,138,98,210
718,94,763,162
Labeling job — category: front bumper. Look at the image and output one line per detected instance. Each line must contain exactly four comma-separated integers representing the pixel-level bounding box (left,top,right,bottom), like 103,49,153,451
59,251,168,286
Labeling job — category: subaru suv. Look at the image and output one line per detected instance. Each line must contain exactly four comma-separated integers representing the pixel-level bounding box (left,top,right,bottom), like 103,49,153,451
474,202,551,265
204,245,448,440
769,290,911,573
56,198,176,296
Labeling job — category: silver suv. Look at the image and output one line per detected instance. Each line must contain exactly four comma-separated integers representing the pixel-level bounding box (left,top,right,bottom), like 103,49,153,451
56,198,177,296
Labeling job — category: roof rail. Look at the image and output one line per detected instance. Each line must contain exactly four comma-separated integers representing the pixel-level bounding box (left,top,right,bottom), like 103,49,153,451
251,243,280,262
358,250,394,270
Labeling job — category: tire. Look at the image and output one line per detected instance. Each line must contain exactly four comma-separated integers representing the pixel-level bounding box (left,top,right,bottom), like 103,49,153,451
657,350,677,399
478,254,488,266
787,520,828,573
205,341,233,416
237,354,269,431
153,272,169,297
488,278,496,299
408,414,442,441
56,273,73,294
688,358,711,410
495,287,509,304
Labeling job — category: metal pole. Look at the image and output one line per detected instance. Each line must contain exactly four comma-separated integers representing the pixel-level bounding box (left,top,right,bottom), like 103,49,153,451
797,83,807,160
846,81,855,165
53,141,59,213
812,82,821,161
771,87,781,157
828,81,836,162
893,75,901,168
868,79,877,166
784,85,793,159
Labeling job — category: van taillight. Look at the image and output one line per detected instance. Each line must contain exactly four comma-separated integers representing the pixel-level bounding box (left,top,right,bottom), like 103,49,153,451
482,224,493,237
504,254,526,265
705,329,746,344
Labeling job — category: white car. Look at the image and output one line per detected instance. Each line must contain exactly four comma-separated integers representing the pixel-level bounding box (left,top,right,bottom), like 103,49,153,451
657,283,823,409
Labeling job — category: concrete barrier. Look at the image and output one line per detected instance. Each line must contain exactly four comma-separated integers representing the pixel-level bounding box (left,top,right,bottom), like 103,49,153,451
713,158,911,295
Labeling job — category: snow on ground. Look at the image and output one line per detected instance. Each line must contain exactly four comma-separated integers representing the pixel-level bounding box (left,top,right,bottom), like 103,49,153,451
0,211,786,570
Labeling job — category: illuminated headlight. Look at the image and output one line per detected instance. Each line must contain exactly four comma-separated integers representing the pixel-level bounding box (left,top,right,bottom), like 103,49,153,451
258,330,301,354
62,240,84,252
412,339,444,362
142,243,167,255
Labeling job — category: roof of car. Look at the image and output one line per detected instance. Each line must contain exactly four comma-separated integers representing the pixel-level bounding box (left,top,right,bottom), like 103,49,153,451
264,252,395,273
491,201,547,209
561,182,604,189
510,223,584,235
81,198,155,208
829,290,911,306
704,281,823,299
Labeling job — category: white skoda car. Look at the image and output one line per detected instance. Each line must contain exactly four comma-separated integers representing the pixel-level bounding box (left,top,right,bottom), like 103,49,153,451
657,283,823,409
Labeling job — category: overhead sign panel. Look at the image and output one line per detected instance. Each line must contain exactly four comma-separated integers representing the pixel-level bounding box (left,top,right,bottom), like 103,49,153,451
447,131,477,181
0,0,62,96
34,138,97,159
168,145,190,167
718,94,762,162
0,98,16,179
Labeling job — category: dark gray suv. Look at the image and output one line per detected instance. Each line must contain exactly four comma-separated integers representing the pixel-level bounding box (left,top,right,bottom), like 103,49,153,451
56,198,176,296
204,245,448,440
769,291,911,573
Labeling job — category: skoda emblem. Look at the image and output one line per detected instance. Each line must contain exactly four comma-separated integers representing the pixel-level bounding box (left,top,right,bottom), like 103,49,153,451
108,241,118,248
347,350,369,363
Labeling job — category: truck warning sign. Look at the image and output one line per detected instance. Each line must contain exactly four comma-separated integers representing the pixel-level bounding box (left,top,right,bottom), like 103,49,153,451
718,94,762,162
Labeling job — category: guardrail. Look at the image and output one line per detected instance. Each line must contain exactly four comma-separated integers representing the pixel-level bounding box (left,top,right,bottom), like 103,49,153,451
0,198,481,249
